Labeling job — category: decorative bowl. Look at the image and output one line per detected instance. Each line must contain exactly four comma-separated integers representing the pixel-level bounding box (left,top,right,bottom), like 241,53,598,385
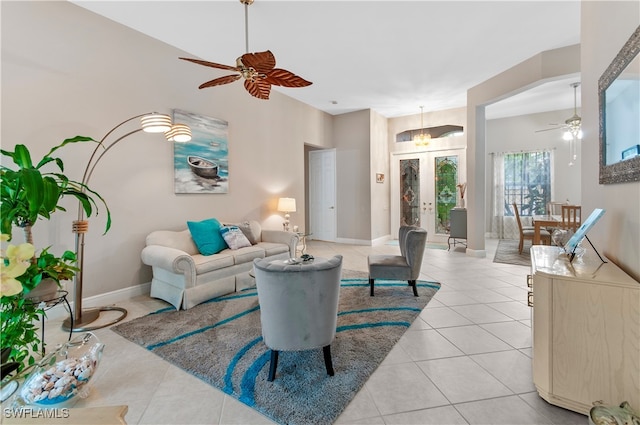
18,332,103,406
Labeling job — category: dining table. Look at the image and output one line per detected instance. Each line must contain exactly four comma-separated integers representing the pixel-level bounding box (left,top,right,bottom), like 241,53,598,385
532,214,561,245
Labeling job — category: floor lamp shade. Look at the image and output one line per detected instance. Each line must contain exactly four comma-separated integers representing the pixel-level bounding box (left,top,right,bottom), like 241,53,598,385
64,112,191,332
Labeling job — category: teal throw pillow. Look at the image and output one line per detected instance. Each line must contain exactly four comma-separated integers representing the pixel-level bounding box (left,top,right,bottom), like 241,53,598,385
187,218,227,255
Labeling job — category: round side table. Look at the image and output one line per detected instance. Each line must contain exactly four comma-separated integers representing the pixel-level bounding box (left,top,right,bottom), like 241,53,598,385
25,290,73,355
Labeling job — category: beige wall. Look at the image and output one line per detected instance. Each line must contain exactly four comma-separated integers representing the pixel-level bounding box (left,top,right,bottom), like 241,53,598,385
580,2,639,280
370,110,390,242
1,1,333,297
333,110,372,243
4,1,637,305
466,44,581,256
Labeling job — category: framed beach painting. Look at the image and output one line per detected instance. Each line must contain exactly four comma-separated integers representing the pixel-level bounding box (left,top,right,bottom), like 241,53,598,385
173,109,229,194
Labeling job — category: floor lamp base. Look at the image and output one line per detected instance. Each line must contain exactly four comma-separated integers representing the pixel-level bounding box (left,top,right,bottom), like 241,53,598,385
62,306,128,332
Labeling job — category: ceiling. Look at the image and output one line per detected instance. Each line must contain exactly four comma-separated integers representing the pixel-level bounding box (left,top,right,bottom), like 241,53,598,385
71,0,582,119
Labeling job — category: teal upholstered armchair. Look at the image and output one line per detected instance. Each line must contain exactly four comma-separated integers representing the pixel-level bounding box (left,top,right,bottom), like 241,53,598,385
368,226,427,296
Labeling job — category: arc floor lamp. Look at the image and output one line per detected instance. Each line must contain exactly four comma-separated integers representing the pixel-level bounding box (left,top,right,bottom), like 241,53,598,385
62,112,191,332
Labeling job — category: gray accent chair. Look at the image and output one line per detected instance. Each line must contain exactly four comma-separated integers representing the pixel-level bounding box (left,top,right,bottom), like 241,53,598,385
253,255,343,382
368,226,427,297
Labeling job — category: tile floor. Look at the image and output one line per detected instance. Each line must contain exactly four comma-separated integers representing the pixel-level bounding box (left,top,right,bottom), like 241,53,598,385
7,239,588,424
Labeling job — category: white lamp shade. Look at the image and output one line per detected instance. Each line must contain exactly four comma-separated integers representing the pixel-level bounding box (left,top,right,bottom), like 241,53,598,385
141,113,172,133
165,123,192,142
277,197,296,213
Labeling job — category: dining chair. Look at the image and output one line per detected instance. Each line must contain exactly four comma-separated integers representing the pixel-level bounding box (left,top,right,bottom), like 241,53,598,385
561,205,582,232
547,201,567,216
513,203,550,254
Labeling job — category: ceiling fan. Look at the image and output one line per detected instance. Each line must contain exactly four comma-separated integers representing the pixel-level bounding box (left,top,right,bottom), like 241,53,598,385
535,82,582,139
536,82,582,166
179,0,312,100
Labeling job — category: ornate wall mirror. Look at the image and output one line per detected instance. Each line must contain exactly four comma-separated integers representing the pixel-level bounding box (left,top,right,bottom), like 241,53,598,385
599,25,640,184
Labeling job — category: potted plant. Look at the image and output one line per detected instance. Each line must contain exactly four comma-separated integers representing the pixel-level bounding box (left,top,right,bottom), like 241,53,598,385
0,137,109,377
1,137,111,244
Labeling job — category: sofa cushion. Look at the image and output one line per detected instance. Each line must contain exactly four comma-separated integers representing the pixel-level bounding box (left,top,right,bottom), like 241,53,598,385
192,251,235,274
231,245,266,264
187,218,227,255
220,225,252,250
258,242,290,257
232,221,261,245
146,230,198,255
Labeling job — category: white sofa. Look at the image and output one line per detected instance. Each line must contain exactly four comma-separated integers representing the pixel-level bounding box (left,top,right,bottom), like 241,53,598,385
141,221,298,310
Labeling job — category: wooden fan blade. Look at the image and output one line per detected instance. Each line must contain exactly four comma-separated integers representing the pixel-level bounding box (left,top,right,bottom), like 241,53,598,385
264,68,312,88
244,79,272,100
199,74,242,89
241,51,276,73
179,57,239,72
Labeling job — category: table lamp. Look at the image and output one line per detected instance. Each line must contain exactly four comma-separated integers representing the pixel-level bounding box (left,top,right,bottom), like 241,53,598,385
277,197,296,232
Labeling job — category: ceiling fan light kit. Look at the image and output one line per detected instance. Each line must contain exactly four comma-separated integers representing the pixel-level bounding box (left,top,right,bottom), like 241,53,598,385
180,0,312,100
535,82,582,165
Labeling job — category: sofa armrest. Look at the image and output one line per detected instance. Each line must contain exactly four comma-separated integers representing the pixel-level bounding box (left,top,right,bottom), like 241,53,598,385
261,230,299,257
141,245,197,287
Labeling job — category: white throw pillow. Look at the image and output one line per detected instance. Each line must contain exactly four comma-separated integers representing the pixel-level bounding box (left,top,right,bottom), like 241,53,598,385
220,225,252,250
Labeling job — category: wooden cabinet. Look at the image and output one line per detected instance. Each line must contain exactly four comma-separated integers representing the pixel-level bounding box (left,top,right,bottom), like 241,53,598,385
530,246,640,414
447,208,467,250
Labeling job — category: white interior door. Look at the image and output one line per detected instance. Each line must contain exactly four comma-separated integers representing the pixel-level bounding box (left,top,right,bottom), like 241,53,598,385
309,149,336,241
391,149,466,244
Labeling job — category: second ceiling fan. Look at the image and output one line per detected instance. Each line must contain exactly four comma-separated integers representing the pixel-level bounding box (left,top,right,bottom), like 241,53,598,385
179,0,312,100
536,82,582,166
536,82,582,138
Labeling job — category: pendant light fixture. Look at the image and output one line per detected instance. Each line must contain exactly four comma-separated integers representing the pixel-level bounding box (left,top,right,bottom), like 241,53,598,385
413,106,431,146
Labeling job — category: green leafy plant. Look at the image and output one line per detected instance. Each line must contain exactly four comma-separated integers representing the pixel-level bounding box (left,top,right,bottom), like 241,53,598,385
0,136,111,243
1,137,110,376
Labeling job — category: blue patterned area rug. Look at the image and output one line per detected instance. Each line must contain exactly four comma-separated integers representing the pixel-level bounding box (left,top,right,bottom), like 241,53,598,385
111,274,440,425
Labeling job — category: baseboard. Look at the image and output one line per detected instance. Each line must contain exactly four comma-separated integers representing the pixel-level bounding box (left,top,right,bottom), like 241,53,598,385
45,282,151,321
371,235,391,247
466,248,487,258
334,237,373,246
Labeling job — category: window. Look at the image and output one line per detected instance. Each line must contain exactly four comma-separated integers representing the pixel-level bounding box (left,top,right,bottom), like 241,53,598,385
503,151,551,217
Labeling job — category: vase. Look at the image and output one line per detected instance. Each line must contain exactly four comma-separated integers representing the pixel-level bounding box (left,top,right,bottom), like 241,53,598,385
17,332,103,406
458,198,465,209
25,278,59,303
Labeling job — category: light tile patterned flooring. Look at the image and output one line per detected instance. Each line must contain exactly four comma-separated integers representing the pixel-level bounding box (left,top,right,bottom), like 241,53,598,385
27,239,587,424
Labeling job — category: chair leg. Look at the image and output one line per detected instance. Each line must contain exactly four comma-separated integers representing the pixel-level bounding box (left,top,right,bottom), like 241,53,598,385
369,278,375,296
322,345,335,376
268,350,279,382
409,280,418,297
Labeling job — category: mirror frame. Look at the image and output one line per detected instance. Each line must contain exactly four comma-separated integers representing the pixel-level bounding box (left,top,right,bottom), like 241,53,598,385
599,25,640,184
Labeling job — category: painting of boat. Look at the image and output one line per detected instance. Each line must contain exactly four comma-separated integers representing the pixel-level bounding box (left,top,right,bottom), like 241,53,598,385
188,155,219,179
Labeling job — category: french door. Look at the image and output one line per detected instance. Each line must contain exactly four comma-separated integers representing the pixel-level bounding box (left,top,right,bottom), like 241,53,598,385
391,149,466,244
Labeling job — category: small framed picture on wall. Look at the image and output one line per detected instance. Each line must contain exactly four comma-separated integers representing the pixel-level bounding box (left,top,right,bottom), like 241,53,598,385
376,173,384,183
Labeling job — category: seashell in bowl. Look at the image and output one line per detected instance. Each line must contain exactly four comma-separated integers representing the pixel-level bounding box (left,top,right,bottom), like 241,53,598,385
19,332,104,406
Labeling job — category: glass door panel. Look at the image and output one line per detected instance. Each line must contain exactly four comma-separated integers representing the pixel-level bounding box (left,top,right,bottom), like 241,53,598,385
400,159,420,226
391,149,465,244
434,156,458,234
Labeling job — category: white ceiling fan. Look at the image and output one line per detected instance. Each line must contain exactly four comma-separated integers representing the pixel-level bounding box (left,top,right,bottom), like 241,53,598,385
535,82,582,139
535,82,581,166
